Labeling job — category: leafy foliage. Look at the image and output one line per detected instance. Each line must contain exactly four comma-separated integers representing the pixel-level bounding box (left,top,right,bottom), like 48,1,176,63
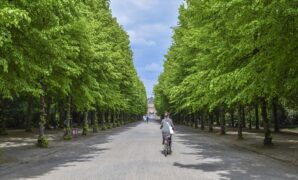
0,0,147,144
155,0,298,115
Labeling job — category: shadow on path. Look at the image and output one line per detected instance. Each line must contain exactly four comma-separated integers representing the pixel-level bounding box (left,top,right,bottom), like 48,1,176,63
0,122,141,180
173,125,298,180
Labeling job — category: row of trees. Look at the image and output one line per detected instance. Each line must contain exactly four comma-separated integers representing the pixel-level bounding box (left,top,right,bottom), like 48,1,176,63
155,0,297,146
0,0,147,147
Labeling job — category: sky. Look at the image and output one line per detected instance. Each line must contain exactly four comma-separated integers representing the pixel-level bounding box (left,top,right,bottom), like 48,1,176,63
110,0,184,97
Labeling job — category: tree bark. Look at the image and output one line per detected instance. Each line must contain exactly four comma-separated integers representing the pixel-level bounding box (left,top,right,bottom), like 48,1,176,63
92,111,99,133
64,96,72,139
209,113,213,132
37,92,48,147
248,107,252,130
230,109,235,128
261,98,273,146
272,98,279,132
46,97,52,129
111,111,115,127
194,113,199,128
0,118,7,136
242,107,246,128
220,108,226,135
255,104,260,130
107,110,111,127
216,111,220,126
82,111,89,135
200,113,205,130
102,110,106,124
39,95,46,137
238,105,243,139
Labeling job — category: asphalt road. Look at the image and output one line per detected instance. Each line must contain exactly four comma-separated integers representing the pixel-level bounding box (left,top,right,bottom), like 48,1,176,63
0,121,298,180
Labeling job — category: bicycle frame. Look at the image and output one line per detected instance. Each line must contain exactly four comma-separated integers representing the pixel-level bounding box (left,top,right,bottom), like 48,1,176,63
163,135,172,156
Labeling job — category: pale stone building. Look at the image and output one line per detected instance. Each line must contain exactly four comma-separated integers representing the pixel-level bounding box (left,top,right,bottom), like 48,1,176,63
147,97,157,119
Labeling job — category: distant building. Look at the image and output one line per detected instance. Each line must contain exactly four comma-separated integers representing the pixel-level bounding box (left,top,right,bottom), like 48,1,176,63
147,97,157,119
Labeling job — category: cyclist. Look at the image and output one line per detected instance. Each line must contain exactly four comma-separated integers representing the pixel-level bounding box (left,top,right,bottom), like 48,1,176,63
160,112,175,147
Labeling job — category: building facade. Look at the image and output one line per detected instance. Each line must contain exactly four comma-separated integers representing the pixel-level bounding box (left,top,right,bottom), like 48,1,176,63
147,97,157,119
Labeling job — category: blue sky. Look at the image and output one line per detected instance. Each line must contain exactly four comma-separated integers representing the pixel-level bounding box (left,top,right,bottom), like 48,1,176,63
110,0,184,97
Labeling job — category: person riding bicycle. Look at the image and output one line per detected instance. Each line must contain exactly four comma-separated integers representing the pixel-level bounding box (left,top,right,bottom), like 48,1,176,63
160,112,175,146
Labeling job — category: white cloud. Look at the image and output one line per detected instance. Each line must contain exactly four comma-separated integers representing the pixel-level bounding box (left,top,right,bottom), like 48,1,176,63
127,30,156,46
115,15,133,26
111,0,159,11
126,23,170,47
144,63,163,72
137,24,169,39
131,0,159,10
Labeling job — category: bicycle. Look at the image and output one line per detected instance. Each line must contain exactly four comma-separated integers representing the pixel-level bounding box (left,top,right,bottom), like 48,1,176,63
163,135,172,156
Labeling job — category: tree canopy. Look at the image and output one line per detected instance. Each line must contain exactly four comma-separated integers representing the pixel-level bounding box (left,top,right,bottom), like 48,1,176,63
155,0,298,145
0,0,147,146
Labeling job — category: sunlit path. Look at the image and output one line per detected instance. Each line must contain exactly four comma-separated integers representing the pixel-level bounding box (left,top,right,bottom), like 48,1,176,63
1,121,297,180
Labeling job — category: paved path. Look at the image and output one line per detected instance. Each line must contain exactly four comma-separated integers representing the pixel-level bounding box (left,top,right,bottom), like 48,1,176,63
0,121,298,180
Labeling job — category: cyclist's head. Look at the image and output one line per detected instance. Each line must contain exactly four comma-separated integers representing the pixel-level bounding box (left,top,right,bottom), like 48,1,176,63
164,112,169,118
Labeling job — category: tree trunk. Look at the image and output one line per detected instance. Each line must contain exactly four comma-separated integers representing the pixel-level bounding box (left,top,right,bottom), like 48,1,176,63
255,104,260,130
63,96,72,140
25,98,33,132
272,98,279,132
238,105,243,139
242,107,246,128
46,97,52,129
107,110,111,127
82,111,89,135
200,113,205,130
248,107,252,130
92,111,99,133
230,109,235,128
53,103,58,129
98,111,102,125
103,110,106,124
194,113,199,128
111,111,115,127
121,112,124,125
37,93,48,147
39,95,46,137
0,118,7,136
101,110,107,130
209,113,213,132
261,98,273,146
216,111,220,126
220,108,226,135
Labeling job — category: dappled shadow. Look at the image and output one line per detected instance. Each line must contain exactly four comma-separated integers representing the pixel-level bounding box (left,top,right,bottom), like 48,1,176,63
0,122,141,179
172,125,298,180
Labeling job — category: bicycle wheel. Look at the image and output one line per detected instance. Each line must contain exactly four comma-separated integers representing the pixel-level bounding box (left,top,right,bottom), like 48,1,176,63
164,144,167,156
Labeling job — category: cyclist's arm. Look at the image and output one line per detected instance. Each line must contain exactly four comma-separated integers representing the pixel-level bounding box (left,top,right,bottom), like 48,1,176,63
170,120,175,130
